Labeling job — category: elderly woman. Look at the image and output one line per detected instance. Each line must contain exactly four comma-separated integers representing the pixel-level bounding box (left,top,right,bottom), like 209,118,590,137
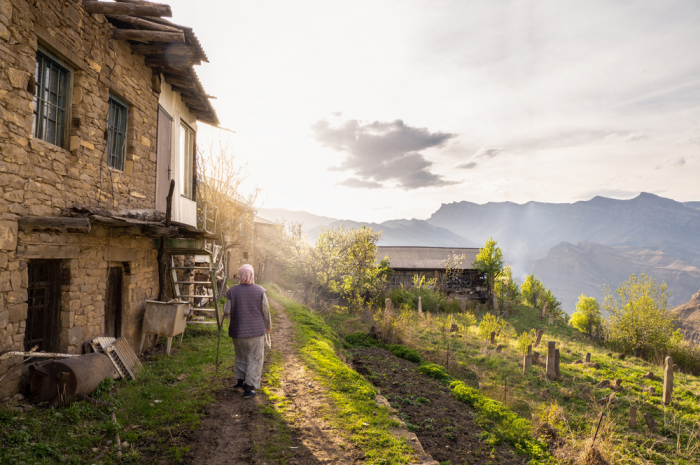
224,264,271,398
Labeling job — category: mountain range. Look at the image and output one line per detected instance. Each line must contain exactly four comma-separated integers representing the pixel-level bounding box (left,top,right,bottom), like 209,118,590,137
259,193,700,313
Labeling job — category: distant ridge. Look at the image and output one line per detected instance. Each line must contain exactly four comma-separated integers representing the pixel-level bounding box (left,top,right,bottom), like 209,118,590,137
262,193,700,313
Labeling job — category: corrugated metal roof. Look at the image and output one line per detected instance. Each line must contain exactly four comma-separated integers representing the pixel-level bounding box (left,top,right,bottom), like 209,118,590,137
377,246,480,270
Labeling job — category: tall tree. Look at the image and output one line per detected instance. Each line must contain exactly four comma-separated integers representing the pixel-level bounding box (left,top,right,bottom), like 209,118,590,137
570,294,603,338
472,238,504,309
604,274,677,357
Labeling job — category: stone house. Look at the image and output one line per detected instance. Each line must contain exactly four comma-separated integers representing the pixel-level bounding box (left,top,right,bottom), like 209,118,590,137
0,0,218,397
223,213,278,284
377,246,489,301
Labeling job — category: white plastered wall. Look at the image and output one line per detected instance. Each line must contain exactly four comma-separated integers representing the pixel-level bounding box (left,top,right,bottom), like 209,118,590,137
157,78,197,227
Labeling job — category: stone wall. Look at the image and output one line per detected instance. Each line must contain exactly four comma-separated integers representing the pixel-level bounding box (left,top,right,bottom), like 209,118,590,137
0,0,164,397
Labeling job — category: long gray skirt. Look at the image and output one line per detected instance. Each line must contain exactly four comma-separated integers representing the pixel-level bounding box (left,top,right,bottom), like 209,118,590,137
232,335,265,388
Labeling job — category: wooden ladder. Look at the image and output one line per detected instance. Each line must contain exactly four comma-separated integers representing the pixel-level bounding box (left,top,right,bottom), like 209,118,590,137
170,249,221,327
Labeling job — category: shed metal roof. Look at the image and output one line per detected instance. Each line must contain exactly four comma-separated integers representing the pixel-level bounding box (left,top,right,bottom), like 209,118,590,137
377,246,480,270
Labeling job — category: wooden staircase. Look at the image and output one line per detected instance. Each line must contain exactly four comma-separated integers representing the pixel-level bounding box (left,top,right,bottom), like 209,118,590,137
165,205,226,329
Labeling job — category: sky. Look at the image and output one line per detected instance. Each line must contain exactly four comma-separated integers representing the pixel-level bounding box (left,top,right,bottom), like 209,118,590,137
167,0,700,223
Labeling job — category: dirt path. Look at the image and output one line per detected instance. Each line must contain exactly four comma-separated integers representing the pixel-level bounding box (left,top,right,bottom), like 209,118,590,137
181,298,360,465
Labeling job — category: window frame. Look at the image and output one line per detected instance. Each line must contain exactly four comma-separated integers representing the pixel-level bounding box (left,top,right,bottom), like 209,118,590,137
179,120,195,200
106,93,129,171
33,47,73,149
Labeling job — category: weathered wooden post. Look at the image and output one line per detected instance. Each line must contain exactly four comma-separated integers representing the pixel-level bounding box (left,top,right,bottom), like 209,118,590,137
540,301,549,319
418,296,422,314
644,411,657,432
546,341,556,380
523,345,532,375
663,356,673,405
628,406,637,428
585,352,591,363
490,331,496,345
534,329,544,348
554,348,561,379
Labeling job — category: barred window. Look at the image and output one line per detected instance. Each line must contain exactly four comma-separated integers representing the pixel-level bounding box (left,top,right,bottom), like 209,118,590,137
33,51,71,147
107,94,128,170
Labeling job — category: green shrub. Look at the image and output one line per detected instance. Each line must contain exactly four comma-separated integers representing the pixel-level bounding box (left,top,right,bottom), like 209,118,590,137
388,344,422,363
442,298,462,313
478,313,506,341
418,363,449,380
389,288,416,309
344,332,379,348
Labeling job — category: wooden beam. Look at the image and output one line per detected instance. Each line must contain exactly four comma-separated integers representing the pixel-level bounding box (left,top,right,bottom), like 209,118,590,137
83,1,172,17
17,243,82,259
129,43,195,56
145,56,199,67
114,29,185,43
162,74,196,89
169,84,197,96
157,67,189,77
19,216,91,233
105,14,181,32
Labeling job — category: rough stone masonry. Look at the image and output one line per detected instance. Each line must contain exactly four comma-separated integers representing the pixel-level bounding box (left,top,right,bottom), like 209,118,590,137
0,0,203,397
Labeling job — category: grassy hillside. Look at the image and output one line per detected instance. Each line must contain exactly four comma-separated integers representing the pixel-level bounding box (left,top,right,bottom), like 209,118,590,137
325,302,700,464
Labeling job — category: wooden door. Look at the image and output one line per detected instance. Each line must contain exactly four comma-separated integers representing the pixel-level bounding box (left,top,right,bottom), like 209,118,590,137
105,267,123,338
155,105,172,212
24,260,61,352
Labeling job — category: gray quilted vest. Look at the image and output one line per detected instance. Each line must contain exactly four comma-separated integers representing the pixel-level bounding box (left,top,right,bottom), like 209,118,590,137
226,284,267,338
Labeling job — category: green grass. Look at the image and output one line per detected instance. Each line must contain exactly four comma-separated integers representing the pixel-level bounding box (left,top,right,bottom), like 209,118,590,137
0,323,234,464
268,289,416,464
323,302,700,464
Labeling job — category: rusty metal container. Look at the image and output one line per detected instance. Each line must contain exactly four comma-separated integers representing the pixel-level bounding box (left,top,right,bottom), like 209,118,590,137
143,300,188,337
27,352,116,405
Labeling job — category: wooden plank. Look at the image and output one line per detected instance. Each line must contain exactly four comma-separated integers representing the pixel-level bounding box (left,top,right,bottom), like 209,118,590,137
16,243,82,259
162,74,196,89
83,1,172,17
19,216,91,233
130,43,195,56
114,29,185,43
145,56,199,67
105,14,181,32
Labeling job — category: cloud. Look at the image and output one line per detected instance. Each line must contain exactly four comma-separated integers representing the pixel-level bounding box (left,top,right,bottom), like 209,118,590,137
313,117,457,189
624,132,649,142
474,146,504,159
337,178,383,189
656,157,687,169
455,161,478,169
454,146,504,169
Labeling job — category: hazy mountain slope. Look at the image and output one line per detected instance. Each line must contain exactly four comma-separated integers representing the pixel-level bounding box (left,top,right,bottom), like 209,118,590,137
672,290,700,344
306,219,475,247
684,202,700,210
258,208,337,231
427,193,700,279
532,242,700,313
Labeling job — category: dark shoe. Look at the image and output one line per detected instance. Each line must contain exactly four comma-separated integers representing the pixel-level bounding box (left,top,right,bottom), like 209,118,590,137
243,389,257,399
234,379,245,390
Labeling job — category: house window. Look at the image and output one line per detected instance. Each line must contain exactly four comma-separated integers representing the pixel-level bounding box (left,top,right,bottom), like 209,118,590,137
107,94,128,171
180,122,195,199
33,50,71,148
243,251,249,260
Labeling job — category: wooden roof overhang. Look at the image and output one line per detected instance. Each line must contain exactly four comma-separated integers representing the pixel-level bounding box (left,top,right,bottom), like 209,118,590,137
19,209,217,240
84,0,219,126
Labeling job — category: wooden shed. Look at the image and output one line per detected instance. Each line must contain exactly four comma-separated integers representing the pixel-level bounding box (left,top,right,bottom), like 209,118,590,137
377,246,489,301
